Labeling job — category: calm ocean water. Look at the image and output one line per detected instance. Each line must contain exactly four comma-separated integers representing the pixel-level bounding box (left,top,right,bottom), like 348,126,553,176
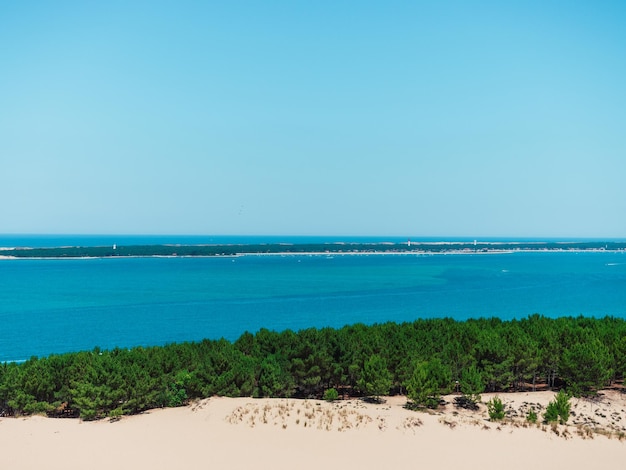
1,236,625,362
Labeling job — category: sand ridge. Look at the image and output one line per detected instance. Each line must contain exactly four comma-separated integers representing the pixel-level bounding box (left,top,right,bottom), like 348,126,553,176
221,390,626,438
1,391,625,469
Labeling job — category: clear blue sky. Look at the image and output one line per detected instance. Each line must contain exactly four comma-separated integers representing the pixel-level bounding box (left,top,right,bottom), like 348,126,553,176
1,1,625,237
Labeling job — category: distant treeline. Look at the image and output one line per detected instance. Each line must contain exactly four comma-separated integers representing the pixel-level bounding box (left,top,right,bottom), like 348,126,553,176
1,241,626,258
1,315,624,419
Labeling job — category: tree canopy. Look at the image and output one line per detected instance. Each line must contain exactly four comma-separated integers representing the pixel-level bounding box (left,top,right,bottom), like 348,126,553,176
0,315,623,420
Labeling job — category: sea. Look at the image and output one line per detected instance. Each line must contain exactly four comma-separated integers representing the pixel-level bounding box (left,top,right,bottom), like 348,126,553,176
1,235,625,363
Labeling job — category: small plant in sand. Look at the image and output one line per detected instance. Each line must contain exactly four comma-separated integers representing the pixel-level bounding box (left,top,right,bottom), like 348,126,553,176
576,425,594,439
526,409,538,424
550,422,560,436
402,416,423,429
487,396,505,421
439,417,457,429
544,390,571,425
323,388,339,402
108,407,124,422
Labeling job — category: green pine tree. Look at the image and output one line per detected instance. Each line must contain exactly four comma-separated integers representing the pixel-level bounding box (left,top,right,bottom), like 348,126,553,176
358,355,392,400
460,365,483,405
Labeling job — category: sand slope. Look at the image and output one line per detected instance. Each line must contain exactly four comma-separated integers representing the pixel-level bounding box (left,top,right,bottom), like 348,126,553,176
1,391,624,470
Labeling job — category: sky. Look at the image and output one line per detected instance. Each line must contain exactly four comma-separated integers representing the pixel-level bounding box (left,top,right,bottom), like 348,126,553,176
1,1,625,238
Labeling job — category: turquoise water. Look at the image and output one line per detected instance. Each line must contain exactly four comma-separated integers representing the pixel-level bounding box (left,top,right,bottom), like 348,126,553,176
1,249,626,362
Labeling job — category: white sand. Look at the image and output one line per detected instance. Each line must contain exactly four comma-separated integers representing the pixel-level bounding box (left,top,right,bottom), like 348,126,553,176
1,391,624,470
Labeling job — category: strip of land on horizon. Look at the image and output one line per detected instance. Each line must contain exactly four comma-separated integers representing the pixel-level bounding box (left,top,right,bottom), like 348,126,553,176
1,240,625,259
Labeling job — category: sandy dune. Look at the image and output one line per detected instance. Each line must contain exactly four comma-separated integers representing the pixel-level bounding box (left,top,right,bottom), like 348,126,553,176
1,391,624,469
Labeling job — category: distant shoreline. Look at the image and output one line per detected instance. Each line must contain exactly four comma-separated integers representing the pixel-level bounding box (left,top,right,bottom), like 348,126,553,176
1,241,625,259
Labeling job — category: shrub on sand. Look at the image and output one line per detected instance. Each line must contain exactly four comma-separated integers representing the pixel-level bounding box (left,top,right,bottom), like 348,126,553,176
487,396,505,421
544,390,571,425
323,388,339,402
